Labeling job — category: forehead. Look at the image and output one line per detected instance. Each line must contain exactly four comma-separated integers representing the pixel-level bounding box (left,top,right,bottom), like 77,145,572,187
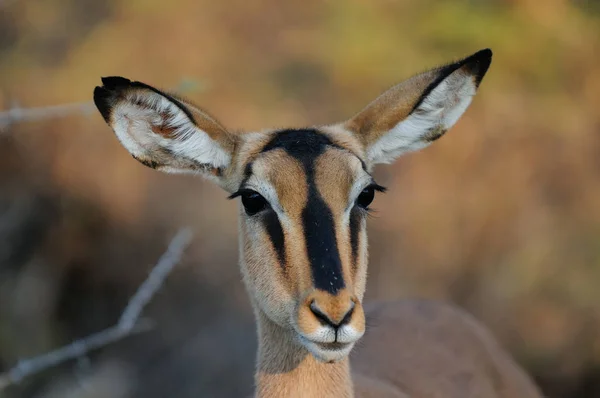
259,128,364,167
242,129,368,207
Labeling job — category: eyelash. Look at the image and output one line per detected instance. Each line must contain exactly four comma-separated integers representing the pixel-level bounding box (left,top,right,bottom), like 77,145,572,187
228,188,256,200
368,183,387,193
355,183,386,211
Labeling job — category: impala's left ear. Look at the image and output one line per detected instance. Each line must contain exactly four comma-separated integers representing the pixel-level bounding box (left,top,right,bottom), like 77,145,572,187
341,49,492,165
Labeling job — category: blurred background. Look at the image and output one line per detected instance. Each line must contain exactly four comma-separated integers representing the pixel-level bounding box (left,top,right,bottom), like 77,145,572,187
1,0,599,396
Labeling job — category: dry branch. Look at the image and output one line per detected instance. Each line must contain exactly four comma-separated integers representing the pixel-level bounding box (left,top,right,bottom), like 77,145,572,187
0,227,194,391
0,79,205,133
0,102,96,132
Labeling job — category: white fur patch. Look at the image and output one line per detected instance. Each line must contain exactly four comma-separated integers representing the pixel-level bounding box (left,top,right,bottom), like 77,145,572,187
298,325,362,362
367,72,476,164
305,325,337,343
242,162,289,216
110,91,231,173
346,175,375,215
300,336,355,363
336,324,365,344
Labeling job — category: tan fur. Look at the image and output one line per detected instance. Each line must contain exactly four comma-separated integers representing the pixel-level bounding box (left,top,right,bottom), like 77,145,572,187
179,100,234,145
343,63,476,149
344,69,438,144
257,150,308,217
255,311,354,398
298,290,360,330
93,49,542,398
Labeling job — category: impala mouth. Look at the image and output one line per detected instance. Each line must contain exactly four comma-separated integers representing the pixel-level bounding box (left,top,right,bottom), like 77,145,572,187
298,335,355,362
315,341,349,351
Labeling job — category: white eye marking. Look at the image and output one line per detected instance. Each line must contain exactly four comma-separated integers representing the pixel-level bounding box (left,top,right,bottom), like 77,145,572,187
243,179,282,213
344,175,375,216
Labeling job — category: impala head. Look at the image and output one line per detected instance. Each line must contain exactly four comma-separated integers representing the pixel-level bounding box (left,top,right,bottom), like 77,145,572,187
93,49,492,362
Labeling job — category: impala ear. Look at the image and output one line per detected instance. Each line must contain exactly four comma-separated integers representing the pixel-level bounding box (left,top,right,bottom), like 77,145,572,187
342,49,492,165
93,77,236,182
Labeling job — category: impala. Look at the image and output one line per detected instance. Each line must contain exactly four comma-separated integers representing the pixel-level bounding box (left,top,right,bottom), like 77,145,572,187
93,49,542,397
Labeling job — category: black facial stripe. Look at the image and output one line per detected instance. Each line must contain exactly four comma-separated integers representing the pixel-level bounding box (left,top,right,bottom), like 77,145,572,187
261,128,367,172
261,128,342,156
302,179,345,294
263,210,286,269
262,129,345,294
349,207,362,274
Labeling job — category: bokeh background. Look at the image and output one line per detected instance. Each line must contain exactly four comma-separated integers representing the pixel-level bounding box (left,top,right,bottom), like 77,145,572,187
1,0,599,397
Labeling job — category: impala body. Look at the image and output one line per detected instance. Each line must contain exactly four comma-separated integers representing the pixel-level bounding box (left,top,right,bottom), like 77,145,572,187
93,49,542,397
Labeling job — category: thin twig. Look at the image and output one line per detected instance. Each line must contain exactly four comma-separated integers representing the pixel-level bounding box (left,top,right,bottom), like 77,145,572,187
0,79,206,133
0,101,95,132
118,228,193,330
0,228,193,391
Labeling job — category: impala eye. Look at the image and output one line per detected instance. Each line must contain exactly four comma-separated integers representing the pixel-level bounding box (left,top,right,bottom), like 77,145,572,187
356,187,375,209
240,190,268,215
355,183,386,210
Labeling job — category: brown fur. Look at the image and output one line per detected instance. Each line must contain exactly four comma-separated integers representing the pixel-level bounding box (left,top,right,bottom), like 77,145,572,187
353,301,542,398
93,49,542,398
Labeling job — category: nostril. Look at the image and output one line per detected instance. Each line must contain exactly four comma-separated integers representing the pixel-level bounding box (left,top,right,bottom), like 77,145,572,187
309,300,355,329
309,300,336,328
339,303,355,326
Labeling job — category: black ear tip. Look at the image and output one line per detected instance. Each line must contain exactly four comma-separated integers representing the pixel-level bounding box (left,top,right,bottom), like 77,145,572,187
474,48,493,59
94,76,134,123
93,86,114,123
100,76,132,90
464,48,493,86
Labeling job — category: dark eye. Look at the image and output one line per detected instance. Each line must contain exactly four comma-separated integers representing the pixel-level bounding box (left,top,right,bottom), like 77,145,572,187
356,186,375,209
241,191,268,215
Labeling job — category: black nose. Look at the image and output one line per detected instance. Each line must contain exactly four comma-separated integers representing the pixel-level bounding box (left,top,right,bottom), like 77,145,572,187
309,300,355,330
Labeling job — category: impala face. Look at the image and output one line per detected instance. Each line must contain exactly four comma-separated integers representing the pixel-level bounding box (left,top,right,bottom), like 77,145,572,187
233,127,378,361
93,49,492,362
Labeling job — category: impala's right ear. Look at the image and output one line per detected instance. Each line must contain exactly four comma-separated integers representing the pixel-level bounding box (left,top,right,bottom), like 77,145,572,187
93,77,235,182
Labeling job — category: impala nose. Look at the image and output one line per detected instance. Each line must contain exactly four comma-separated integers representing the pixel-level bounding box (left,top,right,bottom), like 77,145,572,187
296,291,365,353
309,296,355,329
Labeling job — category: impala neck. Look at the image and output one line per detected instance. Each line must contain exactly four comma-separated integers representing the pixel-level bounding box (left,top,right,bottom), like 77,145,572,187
253,309,354,398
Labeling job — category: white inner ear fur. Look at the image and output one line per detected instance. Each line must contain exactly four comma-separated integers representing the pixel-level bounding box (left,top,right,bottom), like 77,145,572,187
367,70,477,165
111,91,231,173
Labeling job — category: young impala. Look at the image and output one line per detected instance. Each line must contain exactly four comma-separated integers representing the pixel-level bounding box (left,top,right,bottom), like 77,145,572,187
93,49,542,397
